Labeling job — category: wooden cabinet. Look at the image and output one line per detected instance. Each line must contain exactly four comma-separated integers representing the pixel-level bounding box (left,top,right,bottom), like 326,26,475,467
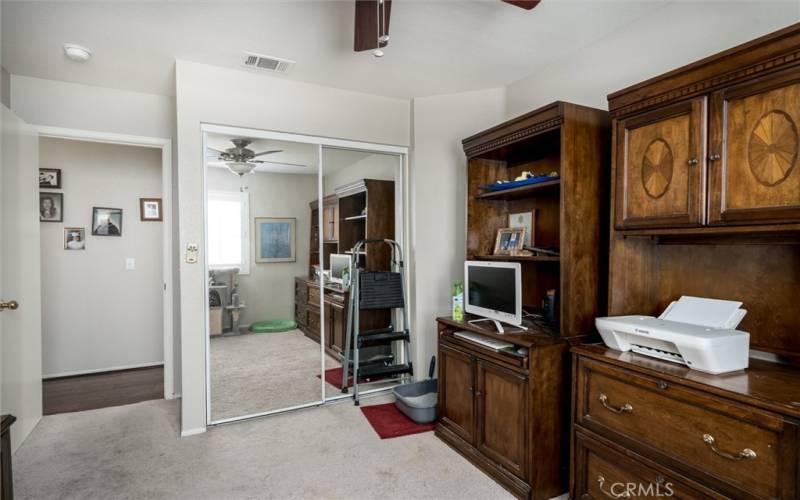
325,299,346,353
322,195,338,242
436,318,567,500
709,70,800,225
614,99,706,229
1,415,14,500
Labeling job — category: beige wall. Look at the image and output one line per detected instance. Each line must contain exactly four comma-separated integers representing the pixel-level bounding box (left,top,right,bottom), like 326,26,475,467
176,59,410,435
206,167,315,325
39,138,163,376
322,150,396,196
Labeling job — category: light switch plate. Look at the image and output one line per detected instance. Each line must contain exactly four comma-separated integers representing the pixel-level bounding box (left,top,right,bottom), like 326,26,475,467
186,243,199,264
126,258,136,270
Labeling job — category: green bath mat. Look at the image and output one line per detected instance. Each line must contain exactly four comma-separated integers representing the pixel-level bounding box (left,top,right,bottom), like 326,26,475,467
249,320,298,333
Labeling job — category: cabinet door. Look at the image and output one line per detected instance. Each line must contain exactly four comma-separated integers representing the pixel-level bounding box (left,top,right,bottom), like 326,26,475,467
708,70,800,225
614,98,707,229
330,301,345,353
439,344,476,444
476,360,528,479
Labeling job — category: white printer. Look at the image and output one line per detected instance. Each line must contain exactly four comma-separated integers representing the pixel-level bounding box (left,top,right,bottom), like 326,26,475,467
595,296,750,374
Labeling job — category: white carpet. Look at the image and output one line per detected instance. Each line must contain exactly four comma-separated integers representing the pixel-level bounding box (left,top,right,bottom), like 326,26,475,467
13,398,514,500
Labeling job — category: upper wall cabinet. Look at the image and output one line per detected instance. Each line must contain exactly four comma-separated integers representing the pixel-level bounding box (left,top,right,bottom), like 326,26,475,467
615,98,706,229
609,23,800,233
708,70,800,225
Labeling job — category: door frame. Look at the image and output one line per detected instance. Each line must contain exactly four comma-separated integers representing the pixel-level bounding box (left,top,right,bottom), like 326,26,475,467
34,126,176,400
201,123,410,426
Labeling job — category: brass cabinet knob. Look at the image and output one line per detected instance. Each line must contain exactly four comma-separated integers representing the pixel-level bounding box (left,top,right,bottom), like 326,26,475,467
709,153,722,161
687,158,699,166
0,300,19,311
702,433,757,461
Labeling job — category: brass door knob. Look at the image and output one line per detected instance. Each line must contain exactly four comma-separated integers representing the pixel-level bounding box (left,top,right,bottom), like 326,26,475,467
0,300,19,311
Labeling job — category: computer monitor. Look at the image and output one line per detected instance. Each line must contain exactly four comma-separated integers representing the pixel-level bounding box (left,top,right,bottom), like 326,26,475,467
329,254,351,285
464,260,523,332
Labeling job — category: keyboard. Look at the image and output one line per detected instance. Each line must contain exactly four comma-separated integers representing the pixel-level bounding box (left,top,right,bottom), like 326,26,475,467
454,331,514,351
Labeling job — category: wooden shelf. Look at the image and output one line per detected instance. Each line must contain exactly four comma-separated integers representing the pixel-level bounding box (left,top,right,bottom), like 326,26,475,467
476,254,560,262
475,179,560,200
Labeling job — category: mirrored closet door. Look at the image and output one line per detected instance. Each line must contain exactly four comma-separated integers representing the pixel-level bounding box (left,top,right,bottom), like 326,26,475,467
205,133,323,422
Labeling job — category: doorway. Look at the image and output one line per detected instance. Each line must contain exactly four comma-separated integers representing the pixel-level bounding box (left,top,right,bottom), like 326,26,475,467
202,124,410,425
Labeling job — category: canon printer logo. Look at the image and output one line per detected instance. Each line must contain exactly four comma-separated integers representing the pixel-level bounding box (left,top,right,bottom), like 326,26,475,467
635,328,651,334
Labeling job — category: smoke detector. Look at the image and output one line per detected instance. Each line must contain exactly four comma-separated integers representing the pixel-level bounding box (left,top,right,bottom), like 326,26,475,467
63,44,92,62
242,52,295,74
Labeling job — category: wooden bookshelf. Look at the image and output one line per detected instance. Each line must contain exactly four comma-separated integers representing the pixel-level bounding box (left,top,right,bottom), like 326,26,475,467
475,254,560,262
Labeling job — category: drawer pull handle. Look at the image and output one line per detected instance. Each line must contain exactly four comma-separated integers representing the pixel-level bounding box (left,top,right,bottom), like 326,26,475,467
702,434,757,461
597,475,631,498
599,393,633,414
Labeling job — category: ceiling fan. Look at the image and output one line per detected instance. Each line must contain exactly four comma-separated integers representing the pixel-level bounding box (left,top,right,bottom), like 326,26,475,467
353,0,540,57
207,138,283,176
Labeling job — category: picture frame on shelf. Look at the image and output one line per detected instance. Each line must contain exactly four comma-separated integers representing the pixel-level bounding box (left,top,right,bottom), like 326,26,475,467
508,210,535,247
92,207,123,236
139,198,162,221
64,227,86,250
493,227,525,256
39,168,62,189
255,217,296,263
39,192,63,222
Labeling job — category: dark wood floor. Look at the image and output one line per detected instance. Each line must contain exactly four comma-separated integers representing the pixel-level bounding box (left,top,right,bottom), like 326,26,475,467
43,366,164,415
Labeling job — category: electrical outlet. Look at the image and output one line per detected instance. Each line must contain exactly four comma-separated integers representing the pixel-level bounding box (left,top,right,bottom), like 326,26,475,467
186,243,199,264
126,258,136,270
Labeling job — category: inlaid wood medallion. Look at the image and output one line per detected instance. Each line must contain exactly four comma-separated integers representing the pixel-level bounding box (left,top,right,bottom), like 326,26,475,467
748,110,798,186
641,138,674,199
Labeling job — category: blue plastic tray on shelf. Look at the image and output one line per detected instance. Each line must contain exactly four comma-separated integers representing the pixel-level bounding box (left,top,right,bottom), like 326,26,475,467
480,175,559,192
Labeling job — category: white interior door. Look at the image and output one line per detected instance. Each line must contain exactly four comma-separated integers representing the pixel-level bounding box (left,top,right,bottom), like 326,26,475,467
1,105,42,451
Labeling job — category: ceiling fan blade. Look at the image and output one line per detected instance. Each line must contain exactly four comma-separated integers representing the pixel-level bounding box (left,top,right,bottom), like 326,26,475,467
207,146,226,153
502,0,541,10
354,0,392,52
252,149,283,158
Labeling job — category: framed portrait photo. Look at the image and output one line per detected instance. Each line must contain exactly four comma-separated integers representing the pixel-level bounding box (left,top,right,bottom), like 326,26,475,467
509,210,535,247
140,198,162,221
40,192,63,222
255,217,296,263
92,207,123,236
493,227,526,256
39,168,62,189
64,227,86,250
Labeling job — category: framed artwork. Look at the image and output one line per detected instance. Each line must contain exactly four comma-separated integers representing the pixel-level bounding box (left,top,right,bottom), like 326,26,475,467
39,192,63,222
508,210,535,247
493,227,526,256
92,207,123,236
140,198,162,221
64,227,86,250
39,168,62,189
255,217,296,263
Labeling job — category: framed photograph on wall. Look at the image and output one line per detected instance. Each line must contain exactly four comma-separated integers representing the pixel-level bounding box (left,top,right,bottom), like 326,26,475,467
64,227,86,250
92,207,123,236
493,227,525,256
40,192,63,222
39,168,62,189
140,198,162,221
255,217,296,263
509,210,535,247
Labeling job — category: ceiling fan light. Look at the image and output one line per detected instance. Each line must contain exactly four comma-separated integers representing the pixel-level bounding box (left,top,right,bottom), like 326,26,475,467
378,34,390,43
372,49,385,58
226,161,256,176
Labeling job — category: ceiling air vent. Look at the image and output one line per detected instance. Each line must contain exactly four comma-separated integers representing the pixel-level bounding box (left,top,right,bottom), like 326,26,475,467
242,52,295,74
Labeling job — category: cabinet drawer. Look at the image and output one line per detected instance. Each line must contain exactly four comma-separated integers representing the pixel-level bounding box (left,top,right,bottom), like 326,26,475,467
574,431,722,499
576,358,796,498
308,286,321,306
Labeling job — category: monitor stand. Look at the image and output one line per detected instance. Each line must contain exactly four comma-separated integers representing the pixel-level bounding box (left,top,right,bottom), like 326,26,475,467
468,317,528,334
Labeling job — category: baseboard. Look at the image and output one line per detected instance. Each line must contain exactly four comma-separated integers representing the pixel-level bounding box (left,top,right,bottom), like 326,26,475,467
180,427,206,437
43,361,164,380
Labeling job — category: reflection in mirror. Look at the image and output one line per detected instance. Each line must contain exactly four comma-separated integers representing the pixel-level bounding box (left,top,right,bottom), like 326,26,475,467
320,148,408,401
206,132,322,421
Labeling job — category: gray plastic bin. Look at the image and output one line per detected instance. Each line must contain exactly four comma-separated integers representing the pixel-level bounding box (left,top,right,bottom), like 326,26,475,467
393,357,437,423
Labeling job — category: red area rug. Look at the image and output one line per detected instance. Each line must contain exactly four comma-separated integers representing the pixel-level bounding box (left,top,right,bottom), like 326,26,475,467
360,402,435,439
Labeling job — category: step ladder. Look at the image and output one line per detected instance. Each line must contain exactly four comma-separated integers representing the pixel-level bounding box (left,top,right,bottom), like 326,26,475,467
341,239,413,405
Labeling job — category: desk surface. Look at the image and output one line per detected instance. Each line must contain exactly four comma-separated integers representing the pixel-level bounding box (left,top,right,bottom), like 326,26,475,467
437,315,562,349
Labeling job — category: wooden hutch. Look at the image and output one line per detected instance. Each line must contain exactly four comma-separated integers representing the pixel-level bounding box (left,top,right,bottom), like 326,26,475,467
572,24,800,499
295,179,394,357
436,102,610,499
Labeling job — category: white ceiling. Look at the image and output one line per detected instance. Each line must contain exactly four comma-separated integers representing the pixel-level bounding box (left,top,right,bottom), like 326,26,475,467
1,0,670,99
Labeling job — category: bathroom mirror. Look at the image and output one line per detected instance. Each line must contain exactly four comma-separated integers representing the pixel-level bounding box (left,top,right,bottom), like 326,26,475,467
320,147,408,401
205,133,322,421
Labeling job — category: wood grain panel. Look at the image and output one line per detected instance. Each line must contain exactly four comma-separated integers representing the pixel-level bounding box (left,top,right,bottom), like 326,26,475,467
439,344,476,444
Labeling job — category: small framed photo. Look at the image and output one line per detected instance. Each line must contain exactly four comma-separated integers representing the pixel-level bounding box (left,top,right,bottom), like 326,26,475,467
140,198,162,221
509,210,536,247
64,227,86,250
40,192,63,222
493,227,526,256
92,207,123,236
255,217,296,263
39,168,62,189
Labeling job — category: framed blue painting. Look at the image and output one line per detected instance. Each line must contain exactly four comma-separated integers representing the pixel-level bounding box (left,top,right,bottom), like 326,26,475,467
255,217,296,263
